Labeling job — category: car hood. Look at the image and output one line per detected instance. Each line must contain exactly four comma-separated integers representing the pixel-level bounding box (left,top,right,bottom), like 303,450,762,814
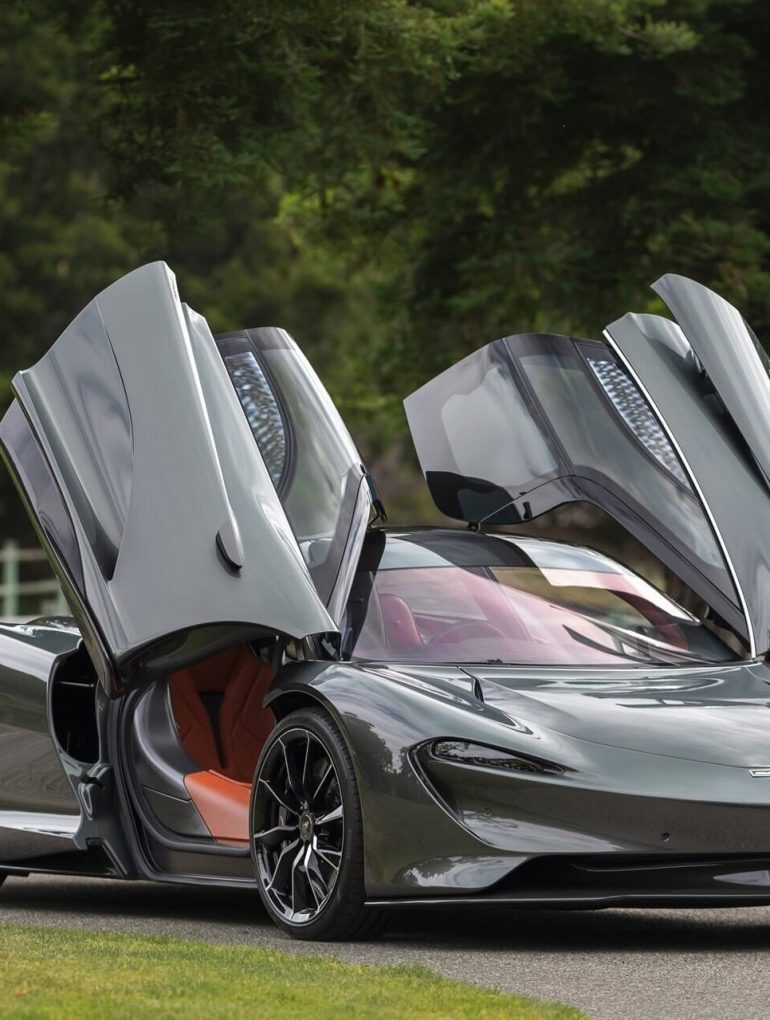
461,662,770,768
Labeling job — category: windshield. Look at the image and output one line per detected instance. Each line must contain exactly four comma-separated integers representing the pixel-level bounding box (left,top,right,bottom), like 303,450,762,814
350,533,736,666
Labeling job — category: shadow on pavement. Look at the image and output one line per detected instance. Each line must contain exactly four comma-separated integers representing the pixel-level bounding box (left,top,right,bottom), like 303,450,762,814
3,874,770,953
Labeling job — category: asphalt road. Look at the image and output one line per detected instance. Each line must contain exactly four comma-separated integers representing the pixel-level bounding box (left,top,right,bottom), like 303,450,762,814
3,874,770,1019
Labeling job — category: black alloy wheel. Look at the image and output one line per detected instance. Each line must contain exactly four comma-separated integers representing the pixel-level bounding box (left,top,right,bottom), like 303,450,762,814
250,707,387,940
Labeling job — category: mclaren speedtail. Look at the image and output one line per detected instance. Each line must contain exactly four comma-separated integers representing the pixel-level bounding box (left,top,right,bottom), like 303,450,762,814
2,263,770,940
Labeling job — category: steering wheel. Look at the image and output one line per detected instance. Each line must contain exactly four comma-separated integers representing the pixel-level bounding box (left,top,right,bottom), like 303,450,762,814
426,620,506,648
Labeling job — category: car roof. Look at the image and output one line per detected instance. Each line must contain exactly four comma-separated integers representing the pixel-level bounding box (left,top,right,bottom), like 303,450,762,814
376,527,634,574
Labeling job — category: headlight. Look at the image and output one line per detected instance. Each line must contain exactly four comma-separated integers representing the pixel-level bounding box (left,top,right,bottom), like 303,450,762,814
428,739,566,776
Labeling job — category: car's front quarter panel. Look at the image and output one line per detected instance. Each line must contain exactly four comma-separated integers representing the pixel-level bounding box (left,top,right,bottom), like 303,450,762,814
267,661,531,897
268,658,770,902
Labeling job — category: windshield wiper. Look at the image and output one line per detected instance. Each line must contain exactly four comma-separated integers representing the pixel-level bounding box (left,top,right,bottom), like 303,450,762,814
563,625,652,664
564,617,707,665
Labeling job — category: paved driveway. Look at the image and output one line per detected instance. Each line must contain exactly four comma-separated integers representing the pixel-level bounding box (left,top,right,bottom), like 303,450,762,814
2,874,770,1019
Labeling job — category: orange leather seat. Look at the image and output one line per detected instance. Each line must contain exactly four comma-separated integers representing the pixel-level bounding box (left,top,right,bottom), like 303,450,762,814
184,771,252,845
169,645,275,782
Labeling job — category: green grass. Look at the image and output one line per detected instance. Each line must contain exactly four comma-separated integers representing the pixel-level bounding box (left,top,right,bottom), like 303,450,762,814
0,923,586,1020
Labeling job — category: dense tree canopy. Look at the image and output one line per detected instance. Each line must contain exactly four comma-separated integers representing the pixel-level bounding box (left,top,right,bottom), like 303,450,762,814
2,0,769,532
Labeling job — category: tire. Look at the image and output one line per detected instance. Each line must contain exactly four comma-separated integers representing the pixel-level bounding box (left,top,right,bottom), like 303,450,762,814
250,706,388,941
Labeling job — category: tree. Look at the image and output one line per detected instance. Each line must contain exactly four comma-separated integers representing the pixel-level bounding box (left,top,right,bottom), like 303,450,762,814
85,0,770,410
3,0,770,534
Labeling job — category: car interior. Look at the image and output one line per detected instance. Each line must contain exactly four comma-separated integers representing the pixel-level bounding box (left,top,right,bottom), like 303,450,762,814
129,643,275,847
128,583,455,848
168,645,275,782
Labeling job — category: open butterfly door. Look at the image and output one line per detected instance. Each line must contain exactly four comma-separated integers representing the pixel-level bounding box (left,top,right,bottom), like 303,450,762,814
0,263,338,694
604,274,770,657
405,324,751,649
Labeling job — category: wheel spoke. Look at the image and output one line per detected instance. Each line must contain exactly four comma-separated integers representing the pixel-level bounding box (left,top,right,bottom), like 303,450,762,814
253,824,299,849
310,761,334,806
301,733,312,789
265,838,300,893
280,737,305,804
290,844,307,915
312,839,341,871
315,804,343,827
259,778,299,816
305,847,328,904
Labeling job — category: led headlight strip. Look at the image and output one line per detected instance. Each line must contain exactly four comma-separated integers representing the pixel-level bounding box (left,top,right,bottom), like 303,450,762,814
429,739,566,776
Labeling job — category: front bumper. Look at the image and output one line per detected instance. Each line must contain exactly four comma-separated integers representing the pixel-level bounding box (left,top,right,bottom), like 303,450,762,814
367,852,770,908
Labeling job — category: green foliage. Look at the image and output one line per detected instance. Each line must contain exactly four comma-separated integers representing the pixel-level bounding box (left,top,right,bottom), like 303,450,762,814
0,923,586,1019
2,0,770,529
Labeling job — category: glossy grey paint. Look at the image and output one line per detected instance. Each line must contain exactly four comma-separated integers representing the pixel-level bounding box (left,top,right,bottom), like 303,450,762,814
654,274,770,491
3,263,335,694
0,622,82,862
264,646,770,898
266,660,526,896
651,274,770,652
604,310,770,654
4,557,770,903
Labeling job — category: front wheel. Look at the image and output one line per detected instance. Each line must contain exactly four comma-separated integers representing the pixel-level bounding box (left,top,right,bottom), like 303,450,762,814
250,707,387,940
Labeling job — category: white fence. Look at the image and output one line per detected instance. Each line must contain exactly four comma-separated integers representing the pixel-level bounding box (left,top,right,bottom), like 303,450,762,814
0,542,68,619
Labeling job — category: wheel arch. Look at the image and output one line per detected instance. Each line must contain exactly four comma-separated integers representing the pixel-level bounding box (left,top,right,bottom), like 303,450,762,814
266,688,326,722
263,681,370,837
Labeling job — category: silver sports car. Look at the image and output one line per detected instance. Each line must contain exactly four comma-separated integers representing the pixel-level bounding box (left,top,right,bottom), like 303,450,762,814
1,262,770,940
